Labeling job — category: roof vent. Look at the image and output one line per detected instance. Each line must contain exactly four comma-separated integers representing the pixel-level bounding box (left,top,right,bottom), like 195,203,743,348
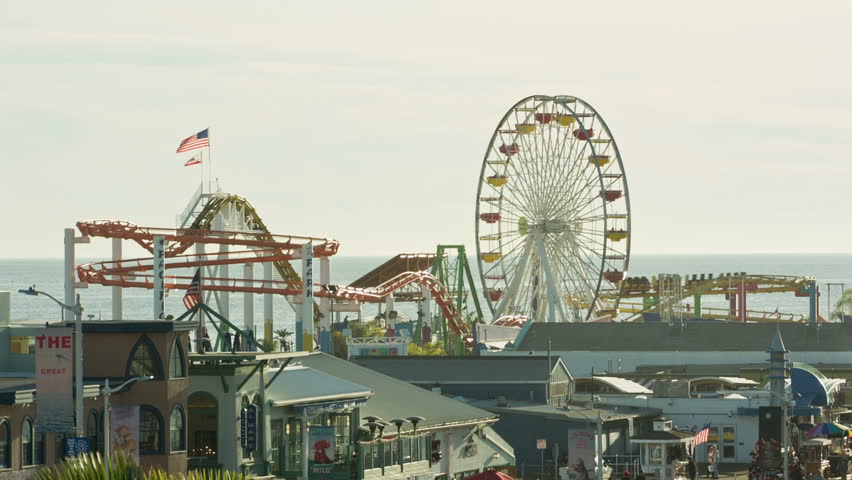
496,396,509,407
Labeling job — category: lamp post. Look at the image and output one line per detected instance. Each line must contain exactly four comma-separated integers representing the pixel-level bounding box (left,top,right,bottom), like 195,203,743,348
102,375,153,480
390,419,409,472
18,286,85,438
566,406,605,480
767,389,792,480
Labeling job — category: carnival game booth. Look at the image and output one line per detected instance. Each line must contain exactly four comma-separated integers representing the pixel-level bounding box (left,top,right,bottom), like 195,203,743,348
630,418,694,480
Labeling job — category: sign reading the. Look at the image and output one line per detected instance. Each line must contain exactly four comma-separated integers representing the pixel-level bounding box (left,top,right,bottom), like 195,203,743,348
35,328,74,433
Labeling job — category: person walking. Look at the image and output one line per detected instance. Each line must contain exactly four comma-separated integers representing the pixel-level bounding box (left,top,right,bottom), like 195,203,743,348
687,456,697,480
707,445,719,479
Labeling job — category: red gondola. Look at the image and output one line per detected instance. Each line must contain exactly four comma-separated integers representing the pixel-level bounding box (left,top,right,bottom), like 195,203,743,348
601,190,624,202
499,143,520,156
489,290,502,301
603,270,627,283
573,128,595,140
480,213,501,224
535,113,553,124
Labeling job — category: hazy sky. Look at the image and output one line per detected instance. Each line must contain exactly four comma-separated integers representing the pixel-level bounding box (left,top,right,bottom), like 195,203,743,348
2,1,851,259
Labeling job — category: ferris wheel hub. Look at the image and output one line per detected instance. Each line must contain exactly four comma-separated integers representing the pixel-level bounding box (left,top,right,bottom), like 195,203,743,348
529,220,569,234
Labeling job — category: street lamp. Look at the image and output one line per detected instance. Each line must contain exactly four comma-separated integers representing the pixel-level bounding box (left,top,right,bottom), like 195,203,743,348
18,286,85,439
390,419,409,472
766,388,794,480
102,375,153,480
565,405,605,480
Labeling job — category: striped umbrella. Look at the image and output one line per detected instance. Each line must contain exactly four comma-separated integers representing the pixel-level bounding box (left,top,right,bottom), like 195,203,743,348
806,422,850,438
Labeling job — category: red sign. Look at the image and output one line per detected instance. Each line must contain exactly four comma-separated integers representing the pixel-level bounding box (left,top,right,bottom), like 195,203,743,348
36,328,74,433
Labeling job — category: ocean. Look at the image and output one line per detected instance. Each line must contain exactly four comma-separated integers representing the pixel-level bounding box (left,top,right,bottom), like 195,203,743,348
1,254,850,332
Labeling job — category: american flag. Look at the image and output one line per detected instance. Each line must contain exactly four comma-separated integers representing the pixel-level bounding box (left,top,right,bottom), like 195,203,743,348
176,129,210,153
694,423,711,446
183,269,202,309
184,152,202,166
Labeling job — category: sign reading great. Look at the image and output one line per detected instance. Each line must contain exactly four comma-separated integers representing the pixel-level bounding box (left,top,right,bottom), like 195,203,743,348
35,328,74,433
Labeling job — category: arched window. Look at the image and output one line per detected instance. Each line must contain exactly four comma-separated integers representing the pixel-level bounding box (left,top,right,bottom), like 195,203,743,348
34,427,44,465
170,406,186,452
139,406,163,455
188,392,217,459
169,339,186,378
22,417,34,466
0,420,9,468
126,336,164,379
87,410,99,454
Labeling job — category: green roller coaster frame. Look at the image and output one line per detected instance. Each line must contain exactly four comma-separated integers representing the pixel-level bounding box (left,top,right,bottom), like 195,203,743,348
414,245,484,354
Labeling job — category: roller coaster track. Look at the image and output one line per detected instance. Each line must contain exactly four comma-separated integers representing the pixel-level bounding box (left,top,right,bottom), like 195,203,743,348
75,194,472,340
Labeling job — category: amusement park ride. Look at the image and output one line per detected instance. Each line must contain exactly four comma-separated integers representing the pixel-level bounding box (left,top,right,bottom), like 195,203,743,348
61,94,825,356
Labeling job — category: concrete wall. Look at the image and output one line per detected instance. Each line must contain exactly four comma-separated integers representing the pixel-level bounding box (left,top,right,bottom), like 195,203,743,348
489,350,851,378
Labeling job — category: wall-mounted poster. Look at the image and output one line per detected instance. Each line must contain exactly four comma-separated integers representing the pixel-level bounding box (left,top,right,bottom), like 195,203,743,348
35,328,74,433
111,406,140,462
309,426,336,480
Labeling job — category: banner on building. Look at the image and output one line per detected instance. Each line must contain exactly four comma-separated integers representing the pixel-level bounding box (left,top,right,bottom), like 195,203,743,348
111,406,140,462
308,426,336,480
567,429,595,480
35,328,74,433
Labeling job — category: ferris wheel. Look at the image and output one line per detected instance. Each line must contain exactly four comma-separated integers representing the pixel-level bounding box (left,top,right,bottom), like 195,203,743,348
475,95,631,323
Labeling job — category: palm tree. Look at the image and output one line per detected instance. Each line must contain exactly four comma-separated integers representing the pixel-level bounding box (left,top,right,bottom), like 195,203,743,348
275,328,293,352
831,289,852,322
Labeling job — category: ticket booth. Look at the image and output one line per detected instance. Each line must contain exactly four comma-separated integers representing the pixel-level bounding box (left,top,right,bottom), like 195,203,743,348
630,418,695,480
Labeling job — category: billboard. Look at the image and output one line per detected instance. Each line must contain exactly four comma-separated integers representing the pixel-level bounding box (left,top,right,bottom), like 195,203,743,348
568,429,595,480
35,328,74,433
309,426,336,480
111,406,140,462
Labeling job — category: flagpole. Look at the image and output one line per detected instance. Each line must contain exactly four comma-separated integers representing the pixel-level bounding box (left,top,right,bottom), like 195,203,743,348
200,151,204,194
207,126,212,193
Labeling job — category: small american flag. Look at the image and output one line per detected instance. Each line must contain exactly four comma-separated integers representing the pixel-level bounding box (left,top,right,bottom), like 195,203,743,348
184,152,202,166
176,129,209,153
694,423,711,446
183,269,202,309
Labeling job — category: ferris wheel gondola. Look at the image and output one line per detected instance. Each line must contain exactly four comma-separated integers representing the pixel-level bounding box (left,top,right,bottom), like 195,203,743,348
475,95,631,322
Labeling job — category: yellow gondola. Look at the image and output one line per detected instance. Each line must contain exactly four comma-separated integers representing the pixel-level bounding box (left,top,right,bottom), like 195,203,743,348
517,124,536,134
487,175,508,187
556,114,575,126
606,230,629,241
481,252,502,263
588,154,610,166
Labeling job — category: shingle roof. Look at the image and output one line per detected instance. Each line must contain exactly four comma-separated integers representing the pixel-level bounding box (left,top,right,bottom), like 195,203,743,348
266,366,372,406
296,353,498,432
516,322,852,352
353,356,565,383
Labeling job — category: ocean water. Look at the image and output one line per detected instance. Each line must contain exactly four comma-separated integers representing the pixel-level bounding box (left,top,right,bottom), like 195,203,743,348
1,255,850,333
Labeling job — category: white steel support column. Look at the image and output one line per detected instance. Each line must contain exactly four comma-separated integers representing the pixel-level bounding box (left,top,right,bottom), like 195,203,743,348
244,264,254,333
385,293,396,326
535,234,567,323
263,259,273,347
421,285,432,327
495,236,532,319
112,238,123,320
64,229,75,321
319,256,331,329
214,215,229,322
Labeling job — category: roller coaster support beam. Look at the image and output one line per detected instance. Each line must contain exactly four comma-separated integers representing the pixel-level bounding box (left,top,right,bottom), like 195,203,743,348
264,257,273,347
214,215,230,325
694,294,701,318
64,228,90,321
244,264,254,334
112,238,122,320
320,257,331,329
